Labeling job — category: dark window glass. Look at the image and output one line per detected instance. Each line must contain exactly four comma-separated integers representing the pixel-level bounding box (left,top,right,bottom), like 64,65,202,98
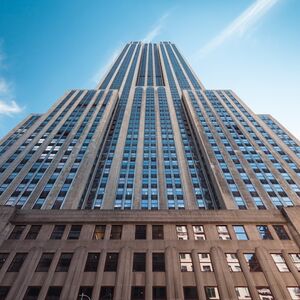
7,253,27,272
0,253,9,270
133,253,146,272
257,225,273,240
36,253,54,272
93,225,106,240
78,286,93,299
67,225,82,240
153,287,166,300
23,286,41,300
131,287,145,300
273,225,290,240
244,253,262,272
152,225,164,240
152,253,165,272
50,225,65,240
45,287,62,300
104,253,118,272
135,225,147,240
0,287,10,300
25,225,42,240
55,253,73,272
8,225,26,240
110,225,122,240
183,287,198,300
84,253,100,272
99,287,114,300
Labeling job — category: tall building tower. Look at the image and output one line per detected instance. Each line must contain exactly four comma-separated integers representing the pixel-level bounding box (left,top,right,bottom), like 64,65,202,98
0,42,300,300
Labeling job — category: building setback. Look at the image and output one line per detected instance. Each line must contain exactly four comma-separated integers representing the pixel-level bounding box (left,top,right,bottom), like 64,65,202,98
0,41,300,299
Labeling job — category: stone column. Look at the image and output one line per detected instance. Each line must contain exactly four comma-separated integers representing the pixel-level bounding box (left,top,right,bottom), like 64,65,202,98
145,249,153,300
165,246,176,300
191,249,206,300
91,249,107,300
282,250,300,286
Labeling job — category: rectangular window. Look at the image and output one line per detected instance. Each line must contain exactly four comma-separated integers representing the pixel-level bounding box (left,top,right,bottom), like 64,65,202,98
257,225,273,240
99,287,114,300
25,225,41,240
244,253,262,272
24,286,41,300
36,253,54,272
179,253,193,272
152,253,165,272
205,287,220,299
153,287,166,300
55,253,73,272
225,253,241,272
290,254,300,271
0,253,9,270
104,253,118,272
0,287,10,299
176,225,188,240
133,253,146,272
192,225,205,240
217,225,231,240
287,287,300,300
271,254,289,272
273,225,290,240
45,287,62,300
183,286,198,300
78,287,93,299
152,225,164,240
7,253,27,272
8,225,26,240
198,253,213,272
110,225,122,240
50,225,65,240
84,253,100,272
235,287,251,300
256,287,273,300
93,225,106,240
233,225,248,240
131,286,145,300
135,225,147,240
67,225,82,240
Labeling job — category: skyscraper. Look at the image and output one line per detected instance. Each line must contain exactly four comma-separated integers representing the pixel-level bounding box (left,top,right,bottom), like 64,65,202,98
0,41,300,299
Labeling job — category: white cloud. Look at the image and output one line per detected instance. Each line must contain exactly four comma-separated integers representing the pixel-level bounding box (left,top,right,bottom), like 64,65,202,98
0,99,22,115
198,0,280,57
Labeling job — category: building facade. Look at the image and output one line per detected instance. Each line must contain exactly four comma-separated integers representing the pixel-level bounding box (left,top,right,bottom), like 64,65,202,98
0,42,300,300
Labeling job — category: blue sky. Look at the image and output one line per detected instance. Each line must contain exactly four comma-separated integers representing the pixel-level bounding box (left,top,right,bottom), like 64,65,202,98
0,0,299,139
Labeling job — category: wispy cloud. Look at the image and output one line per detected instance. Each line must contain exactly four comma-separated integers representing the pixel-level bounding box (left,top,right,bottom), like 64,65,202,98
142,12,170,43
198,0,280,57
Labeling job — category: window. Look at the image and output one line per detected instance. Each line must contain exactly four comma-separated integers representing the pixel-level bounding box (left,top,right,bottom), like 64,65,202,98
180,253,193,272
50,225,65,240
233,226,248,240
153,287,166,300
133,253,146,272
25,225,41,240
84,253,100,272
131,286,145,300
198,253,213,272
257,225,273,240
183,287,198,300
0,253,9,270
225,253,241,272
110,225,122,240
67,225,82,240
24,286,41,300
7,253,27,272
288,287,300,300
192,225,205,240
152,225,164,239
152,253,165,272
217,225,231,240
93,225,106,240
235,287,251,300
256,287,274,300
55,253,72,272
0,287,10,299
104,253,118,272
8,225,26,240
176,225,188,240
36,253,54,272
244,253,262,272
45,287,62,300
135,225,147,240
273,225,290,240
205,287,220,299
290,254,300,271
78,287,93,299
99,287,114,300
271,254,289,272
